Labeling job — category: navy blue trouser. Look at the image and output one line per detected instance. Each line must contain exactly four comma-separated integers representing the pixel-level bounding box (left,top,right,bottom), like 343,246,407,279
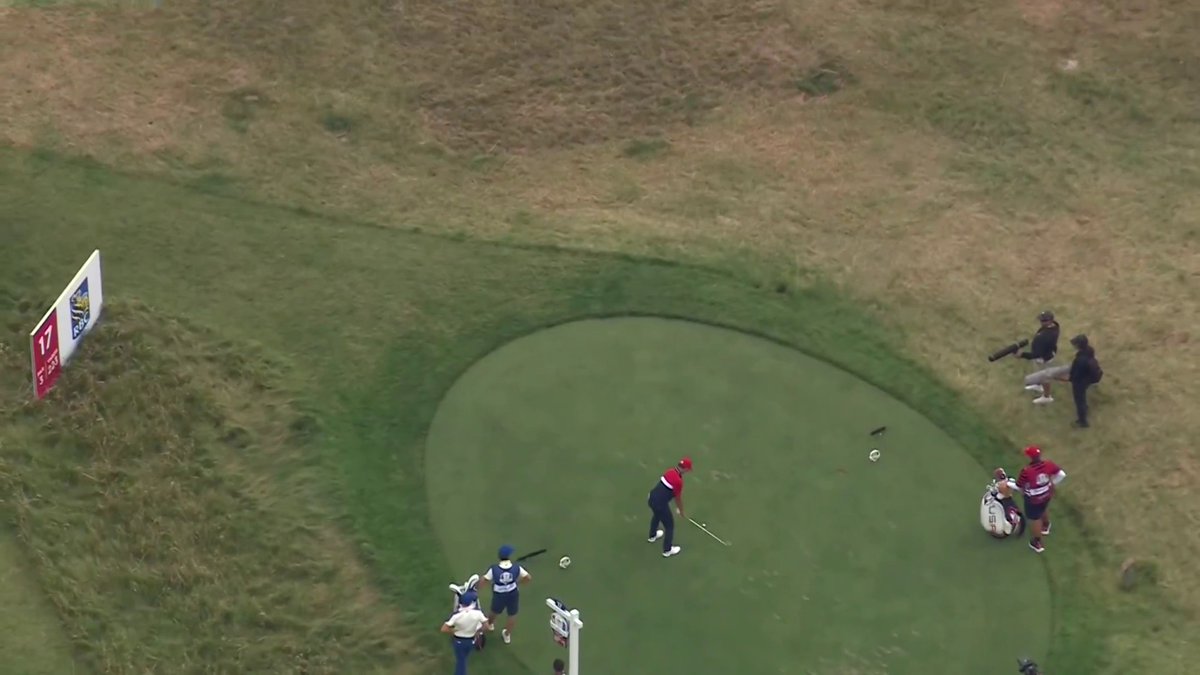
452,636,474,675
1072,380,1091,425
647,493,675,552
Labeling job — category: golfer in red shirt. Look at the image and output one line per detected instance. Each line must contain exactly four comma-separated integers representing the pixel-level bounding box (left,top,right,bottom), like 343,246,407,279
1015,445,1067,553
646,457,692,558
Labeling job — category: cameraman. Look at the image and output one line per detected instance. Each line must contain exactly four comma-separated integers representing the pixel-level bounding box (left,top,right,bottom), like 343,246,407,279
1019,310,1060,405
1068,334,1103,428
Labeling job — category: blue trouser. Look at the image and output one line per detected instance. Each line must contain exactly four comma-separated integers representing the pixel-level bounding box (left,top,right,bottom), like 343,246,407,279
647,493,675,552
452,636,474,675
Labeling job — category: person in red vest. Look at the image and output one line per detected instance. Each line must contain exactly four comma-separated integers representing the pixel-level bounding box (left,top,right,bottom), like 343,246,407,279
646,457,692,558
1015,445,1067,553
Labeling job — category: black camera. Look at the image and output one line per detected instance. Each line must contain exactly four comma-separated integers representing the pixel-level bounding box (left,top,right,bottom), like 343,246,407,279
1017,658,1041,674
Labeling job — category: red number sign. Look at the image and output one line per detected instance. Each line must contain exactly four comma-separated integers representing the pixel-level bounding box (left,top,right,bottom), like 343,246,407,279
31,310,62,400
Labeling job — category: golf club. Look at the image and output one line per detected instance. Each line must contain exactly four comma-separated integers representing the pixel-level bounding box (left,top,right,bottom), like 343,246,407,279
449,573,486,650
869,425,887,460
688,517,731,546
516,548,548,563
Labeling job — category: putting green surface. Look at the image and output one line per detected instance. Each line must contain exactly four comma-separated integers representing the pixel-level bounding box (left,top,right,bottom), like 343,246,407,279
427,317,1050,674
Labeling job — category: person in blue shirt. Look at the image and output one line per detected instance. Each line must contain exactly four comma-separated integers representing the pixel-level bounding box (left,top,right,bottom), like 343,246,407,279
478,544,532,644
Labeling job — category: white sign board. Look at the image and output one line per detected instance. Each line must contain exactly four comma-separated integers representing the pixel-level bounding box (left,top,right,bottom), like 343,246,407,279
29,250,104,399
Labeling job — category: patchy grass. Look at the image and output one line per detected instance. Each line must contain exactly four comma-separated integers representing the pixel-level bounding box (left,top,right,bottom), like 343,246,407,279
0,300,428,674
221,88,269,134
3,138,1197,675
621,138,671,160
388,0,819,150
1,0,1199,671
794,60,854,98
0,526,78,674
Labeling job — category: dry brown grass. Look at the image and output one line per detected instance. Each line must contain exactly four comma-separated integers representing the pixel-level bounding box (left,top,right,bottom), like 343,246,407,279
389,0,820,150
3,0,1200,669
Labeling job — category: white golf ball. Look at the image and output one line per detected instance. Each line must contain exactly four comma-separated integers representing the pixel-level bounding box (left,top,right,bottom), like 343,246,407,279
558,556,571,569
868,449,881,462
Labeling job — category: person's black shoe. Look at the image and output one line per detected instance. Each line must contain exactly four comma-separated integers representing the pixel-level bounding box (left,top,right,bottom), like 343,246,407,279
1072,420,1090,429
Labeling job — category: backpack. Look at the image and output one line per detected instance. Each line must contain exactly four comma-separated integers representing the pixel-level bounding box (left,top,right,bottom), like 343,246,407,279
1091,358,1104,383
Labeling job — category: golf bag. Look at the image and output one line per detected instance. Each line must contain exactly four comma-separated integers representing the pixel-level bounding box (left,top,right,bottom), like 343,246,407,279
981,480,1026,539
449,573,487,650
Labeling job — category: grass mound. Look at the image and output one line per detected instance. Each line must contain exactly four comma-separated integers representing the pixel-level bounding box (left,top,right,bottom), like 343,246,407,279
0,301,428,674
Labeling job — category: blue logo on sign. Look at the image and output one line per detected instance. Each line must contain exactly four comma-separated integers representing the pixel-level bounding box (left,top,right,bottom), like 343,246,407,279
70,278,91,340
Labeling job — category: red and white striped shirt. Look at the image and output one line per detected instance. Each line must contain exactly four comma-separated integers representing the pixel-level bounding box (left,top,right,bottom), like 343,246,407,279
1016,459,1065,505
659,467,684,499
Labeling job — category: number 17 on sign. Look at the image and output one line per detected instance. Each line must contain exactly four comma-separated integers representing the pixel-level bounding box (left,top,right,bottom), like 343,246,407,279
31,310,63,400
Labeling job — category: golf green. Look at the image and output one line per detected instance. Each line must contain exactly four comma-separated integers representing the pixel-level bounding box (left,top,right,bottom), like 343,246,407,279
426,317,1051,674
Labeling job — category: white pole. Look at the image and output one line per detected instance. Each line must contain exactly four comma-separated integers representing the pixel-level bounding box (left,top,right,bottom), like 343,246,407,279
568,608,582,675
546,599,584,674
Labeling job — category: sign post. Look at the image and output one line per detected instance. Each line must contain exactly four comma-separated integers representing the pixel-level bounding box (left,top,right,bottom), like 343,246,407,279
29,250,104,399
547,598,583,674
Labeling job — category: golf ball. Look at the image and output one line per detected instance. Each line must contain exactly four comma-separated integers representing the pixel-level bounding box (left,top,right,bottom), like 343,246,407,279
701,523,707,527
868,449,881,462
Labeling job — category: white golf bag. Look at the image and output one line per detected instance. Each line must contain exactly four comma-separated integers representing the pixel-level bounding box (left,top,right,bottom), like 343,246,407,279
981,480,1025,539
449,573,487,650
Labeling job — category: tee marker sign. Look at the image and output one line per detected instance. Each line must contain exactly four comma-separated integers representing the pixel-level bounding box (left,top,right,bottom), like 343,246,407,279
30,250,104,400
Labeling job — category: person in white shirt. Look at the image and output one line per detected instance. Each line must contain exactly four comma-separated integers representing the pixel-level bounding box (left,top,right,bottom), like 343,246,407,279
440,591,492,675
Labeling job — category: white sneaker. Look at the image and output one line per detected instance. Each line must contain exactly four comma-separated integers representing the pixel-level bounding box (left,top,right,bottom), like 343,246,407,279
1033,396,1054,405
663,546,681,558
648,529,664,543
501,629,511,644
1024,384,1043,392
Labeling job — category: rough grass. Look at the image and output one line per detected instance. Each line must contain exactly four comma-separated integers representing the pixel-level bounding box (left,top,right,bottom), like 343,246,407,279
0,524,78,674
0,138,1190,675
0,301,429,674
389,0,820,150
1,0,1200,671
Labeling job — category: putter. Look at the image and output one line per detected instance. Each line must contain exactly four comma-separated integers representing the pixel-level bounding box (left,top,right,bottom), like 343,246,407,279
688,517,731,546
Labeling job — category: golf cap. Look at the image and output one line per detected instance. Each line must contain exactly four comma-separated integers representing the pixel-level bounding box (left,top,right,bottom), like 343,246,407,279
1038,310,1054,322
1070,334,1089,348
498,544,514,559
1024,445,1042,460
678,457,693,470
460,590,478,606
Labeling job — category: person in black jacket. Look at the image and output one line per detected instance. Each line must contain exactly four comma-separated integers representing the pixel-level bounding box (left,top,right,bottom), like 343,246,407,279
1068,334,1103,428
1019,310,1061,405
